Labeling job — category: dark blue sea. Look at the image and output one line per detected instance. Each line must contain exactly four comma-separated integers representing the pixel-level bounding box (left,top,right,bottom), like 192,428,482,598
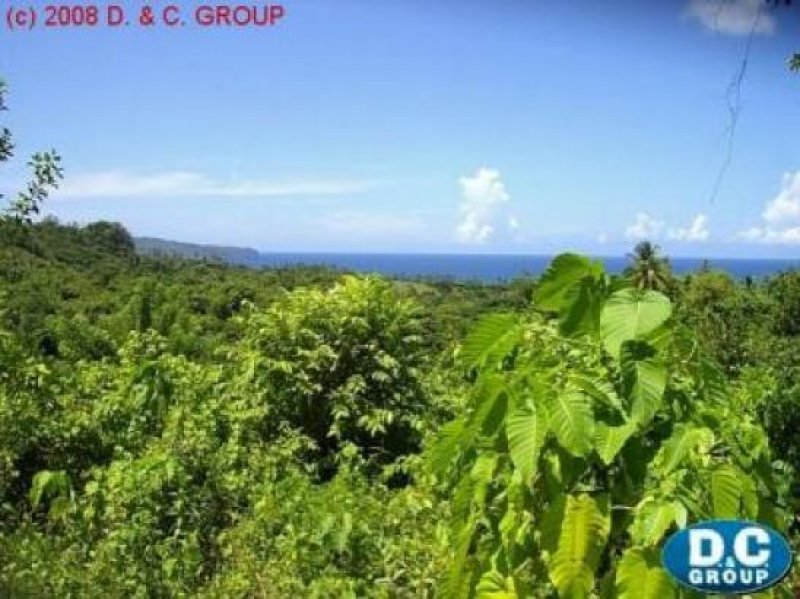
253,254,800,283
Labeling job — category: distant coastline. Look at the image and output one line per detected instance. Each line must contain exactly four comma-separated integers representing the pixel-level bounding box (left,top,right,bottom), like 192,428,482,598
250,253,800,282
135,237,800,282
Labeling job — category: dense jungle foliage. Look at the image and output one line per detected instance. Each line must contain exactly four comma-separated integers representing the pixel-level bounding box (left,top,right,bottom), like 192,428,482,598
3,80,800,598
1,218,800,598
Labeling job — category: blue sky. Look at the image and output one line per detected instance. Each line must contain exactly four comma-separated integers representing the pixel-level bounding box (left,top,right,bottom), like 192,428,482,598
2,0,800,256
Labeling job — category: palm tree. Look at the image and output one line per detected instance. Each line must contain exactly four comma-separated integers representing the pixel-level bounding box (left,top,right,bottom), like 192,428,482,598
625,240,672,292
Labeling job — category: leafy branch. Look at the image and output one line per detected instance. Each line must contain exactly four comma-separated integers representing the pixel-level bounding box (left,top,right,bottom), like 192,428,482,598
0,78,64,224
429,253,789,597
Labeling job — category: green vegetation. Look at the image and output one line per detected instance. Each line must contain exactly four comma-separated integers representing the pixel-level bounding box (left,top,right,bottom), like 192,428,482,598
2,81,800,598
624,241,673,293
2,218,800,597
429,254,792,597
0,79,63,227
134,236,264,266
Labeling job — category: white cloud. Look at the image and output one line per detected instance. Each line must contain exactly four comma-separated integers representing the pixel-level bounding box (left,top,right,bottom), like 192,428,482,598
763,172,800,225
669,213,710,241
685,0,775,36
626,212,711,243
508,216,520,231
736,226,800,244
625,212,664,241
737,172,800,245
456,167,511,244
56,170,372,199
596,232,609,244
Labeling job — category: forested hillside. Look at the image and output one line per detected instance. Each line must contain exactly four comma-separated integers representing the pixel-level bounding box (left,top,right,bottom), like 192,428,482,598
134,236,264,266
1,217,800,597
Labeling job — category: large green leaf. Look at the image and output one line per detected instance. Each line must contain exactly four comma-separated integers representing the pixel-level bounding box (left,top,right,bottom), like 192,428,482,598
506,400,547,482
470,373,509,438
471,452,499,507
654,425,714,475
629,499,687,546
571,375,625,415
426,418,467,477
594,421,635,465
534,254,602,313
460,313,521,370
540,494,568,555
615,547,676,599
450,471,478,530
620,341,667,427
711,464,742,519
442,518,480,599
476,570,519,598
740,475,759,520
545,494,610,599
600,289,672,358
558,277,604,337
533,254,606,337
542,390,594,457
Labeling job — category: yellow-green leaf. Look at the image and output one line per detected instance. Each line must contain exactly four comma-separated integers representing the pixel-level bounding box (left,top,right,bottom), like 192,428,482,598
545,494,610,599
711,464,742,519
595,421,635,465
600,289,672,358
476,570,519,599
629,499,686,546
507,400,547,482
654,425,714,475
460,313,521,370
534,254,602,313
615,547,676,599
542,390,594,457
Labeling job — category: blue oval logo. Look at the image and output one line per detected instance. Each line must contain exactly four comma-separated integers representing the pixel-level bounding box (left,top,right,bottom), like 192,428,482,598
662,520,793,594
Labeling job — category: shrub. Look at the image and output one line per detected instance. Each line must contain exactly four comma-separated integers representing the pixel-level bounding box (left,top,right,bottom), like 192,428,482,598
233,276,431,473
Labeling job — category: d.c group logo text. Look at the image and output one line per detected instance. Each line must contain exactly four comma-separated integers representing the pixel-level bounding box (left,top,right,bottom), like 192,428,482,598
662,520,793,594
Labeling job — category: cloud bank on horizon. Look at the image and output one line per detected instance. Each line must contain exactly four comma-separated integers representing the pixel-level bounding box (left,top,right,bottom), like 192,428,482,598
619,171,800,247
738,172,800,244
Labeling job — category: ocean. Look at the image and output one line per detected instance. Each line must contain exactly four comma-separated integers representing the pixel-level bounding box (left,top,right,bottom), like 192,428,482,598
252,253,800,283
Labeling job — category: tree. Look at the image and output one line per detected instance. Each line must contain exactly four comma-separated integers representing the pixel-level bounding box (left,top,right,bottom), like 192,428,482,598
791,54,799,71
81,221,135,256
429,253,789,597
767,270,800,336
234,276,432,474
678,269,773,373
0,78,63,225
624,240,672,292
